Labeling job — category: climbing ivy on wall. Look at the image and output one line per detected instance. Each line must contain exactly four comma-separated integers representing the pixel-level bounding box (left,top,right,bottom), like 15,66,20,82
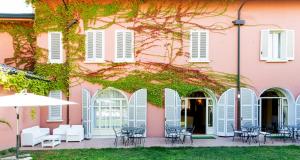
0,21,36,70
1,0,242,107
84,63,241,106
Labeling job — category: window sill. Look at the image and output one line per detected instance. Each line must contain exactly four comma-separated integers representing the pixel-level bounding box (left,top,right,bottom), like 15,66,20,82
48,61,63,64
47,120,63,123
265,60,288,63
189,59,210,63
113,59,135,63
84,60,105,64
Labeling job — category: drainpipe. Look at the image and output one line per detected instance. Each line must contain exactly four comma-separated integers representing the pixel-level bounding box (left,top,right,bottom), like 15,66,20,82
232,0,249,130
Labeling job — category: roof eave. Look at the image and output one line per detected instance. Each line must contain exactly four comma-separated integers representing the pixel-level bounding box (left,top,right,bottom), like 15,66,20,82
0,13,35,20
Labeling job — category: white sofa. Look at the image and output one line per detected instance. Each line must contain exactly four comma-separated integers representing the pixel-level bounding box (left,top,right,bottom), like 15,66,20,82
21,126,50,147
53,125,71,141
66,125,84,142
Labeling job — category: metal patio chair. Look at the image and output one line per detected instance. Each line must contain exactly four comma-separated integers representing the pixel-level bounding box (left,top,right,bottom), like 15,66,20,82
183,126,195,144
231,124,243,142
113,127,125,147
133,127,146,146
247,126,260,145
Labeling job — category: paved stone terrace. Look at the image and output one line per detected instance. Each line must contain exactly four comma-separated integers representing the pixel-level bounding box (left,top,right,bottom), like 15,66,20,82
21,136,300,150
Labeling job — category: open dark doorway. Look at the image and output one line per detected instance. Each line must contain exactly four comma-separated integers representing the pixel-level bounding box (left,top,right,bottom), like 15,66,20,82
185,92,206,134
260,90,287,133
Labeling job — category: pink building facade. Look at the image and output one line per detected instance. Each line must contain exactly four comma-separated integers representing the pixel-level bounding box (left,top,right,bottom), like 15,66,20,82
1,0,300,149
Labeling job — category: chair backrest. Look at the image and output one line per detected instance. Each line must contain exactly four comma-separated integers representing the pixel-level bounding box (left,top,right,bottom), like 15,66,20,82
186,126,195,133
113,127,117,134
231,123,235,132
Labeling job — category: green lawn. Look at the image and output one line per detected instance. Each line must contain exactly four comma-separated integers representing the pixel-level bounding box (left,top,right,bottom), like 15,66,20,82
28,146,300,160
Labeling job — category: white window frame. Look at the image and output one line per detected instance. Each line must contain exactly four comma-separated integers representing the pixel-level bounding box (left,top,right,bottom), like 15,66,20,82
189,30,210,63
114,30,135,63
48,90,63,122
261,29,295,62
48,32,63,64
85,30,105,63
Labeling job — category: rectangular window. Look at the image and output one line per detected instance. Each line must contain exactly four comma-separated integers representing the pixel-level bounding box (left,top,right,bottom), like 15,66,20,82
48,90,63,121
85,30,105,63
189,30,209,62
115,30,134,62
261,29,295,62
48,32,63,63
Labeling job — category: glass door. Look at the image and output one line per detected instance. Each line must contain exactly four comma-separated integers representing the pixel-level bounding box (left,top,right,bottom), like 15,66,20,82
278,98,288,128
93,98,127,136
206,98,214,134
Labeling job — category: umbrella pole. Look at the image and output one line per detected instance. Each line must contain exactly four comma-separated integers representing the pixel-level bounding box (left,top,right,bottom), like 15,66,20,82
15,106,19,159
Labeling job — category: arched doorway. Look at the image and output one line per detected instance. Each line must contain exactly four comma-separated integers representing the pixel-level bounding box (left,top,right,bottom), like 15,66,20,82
181,89,216,135
91,87,128,137
259,88,294,133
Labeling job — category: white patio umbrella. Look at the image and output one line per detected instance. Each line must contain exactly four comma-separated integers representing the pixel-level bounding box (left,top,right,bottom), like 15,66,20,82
0,90,76,159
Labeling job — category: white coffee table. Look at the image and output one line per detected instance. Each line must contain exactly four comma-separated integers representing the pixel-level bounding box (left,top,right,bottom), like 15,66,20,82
41,135,61,148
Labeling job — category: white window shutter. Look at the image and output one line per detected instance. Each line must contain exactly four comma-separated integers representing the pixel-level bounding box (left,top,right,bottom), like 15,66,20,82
199,31,209,60
226,89,235,136
217,88,236,136
190,30,209,62
128,89,147,136
125,31,134,59
190,31,199,60
48,32,63,63
280,31,288,60
82,88,91,139
286,30,295,60
260,30,270,60
128,92,135,127
116,31,124,60
95,31,104,60
217,94,225,136
48,90,62,121
85,31,94,60
85,30,104,62
296,95,300,126
241,88,258,126
164,88,181,128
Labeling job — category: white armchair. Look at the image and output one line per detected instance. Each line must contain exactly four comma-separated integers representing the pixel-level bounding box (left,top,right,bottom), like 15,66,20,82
21,126,50,147
66,125,84,142
53,125,71,141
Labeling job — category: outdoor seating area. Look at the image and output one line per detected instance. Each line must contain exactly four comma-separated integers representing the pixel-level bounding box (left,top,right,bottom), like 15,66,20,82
232,123,300,145
21,125,84,148
113,125,146,147
21,126,50,147
165,125,195,145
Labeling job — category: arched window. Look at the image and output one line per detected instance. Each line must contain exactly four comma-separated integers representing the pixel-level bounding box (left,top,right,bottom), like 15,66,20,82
92,88,128,136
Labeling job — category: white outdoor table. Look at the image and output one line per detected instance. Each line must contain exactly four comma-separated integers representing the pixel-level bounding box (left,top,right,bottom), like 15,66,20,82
41,135,61,148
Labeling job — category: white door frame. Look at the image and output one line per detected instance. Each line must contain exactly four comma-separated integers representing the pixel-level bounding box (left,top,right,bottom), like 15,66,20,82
181,97,214,134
